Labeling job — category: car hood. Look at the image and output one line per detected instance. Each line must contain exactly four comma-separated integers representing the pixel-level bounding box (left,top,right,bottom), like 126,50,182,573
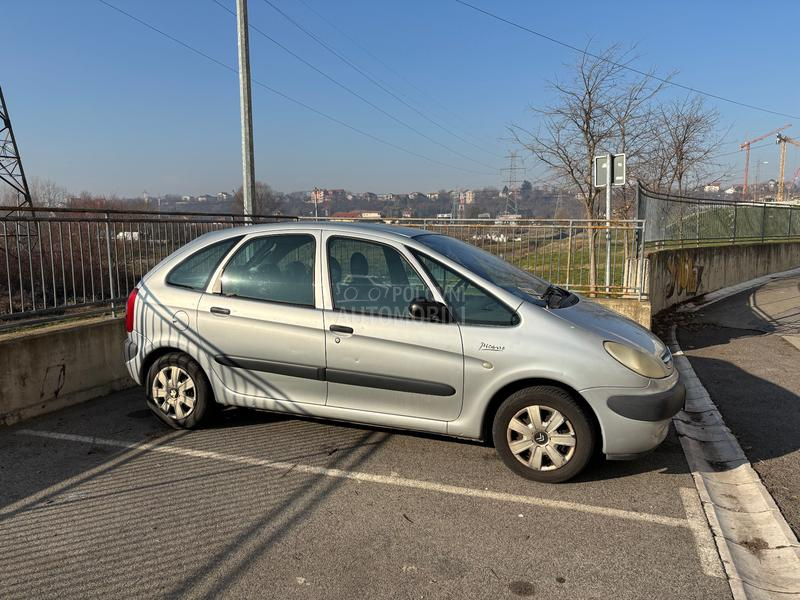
549,296,664,356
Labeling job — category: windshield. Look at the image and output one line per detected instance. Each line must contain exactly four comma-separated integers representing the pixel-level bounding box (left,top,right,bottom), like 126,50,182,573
415,233,551,301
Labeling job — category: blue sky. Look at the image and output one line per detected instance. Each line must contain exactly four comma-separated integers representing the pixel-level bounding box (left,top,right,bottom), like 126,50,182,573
4,0,799,197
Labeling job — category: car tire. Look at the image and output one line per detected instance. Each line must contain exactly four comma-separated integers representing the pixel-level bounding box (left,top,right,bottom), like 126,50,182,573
146,352,214,430
492,386,595,483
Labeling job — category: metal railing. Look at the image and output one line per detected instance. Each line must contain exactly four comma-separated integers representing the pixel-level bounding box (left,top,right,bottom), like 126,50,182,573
0,207,646,329
638,183,800,247
0,206,290,328
330,218,646,298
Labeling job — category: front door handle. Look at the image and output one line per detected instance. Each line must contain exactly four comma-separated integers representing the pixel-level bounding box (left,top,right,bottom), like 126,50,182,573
329,324,353,334
210,306,230,316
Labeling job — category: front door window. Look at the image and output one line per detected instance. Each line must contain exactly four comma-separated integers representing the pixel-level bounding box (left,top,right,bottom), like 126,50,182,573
328,237,429,318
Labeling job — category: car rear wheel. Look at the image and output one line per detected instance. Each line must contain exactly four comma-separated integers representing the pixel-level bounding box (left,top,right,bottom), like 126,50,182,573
147,352,214,429
492,386,595,483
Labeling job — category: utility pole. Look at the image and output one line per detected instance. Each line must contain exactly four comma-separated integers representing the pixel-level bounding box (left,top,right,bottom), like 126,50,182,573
236,0,256,219
605,152,612,292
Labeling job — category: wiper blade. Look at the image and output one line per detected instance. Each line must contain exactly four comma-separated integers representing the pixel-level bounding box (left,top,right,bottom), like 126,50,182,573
542,284,568,308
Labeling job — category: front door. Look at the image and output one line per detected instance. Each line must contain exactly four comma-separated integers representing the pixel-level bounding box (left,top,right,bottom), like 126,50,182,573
322,234,464,421
197,231,326,406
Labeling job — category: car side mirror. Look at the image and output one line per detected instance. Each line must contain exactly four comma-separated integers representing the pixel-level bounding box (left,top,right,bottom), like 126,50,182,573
408,298,450,323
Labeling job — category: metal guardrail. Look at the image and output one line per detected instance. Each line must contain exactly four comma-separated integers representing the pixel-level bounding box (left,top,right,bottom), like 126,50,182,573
0,206,291,328
0,207,646,329
307,217,646,298
638,184,800,247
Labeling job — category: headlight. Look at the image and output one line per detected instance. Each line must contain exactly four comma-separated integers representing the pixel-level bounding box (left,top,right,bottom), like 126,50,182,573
603,341,672,379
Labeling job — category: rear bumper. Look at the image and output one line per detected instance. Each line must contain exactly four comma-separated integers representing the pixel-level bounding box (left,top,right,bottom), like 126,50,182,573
123,331,148,386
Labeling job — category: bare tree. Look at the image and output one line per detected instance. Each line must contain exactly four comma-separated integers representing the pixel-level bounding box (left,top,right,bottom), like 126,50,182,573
511,45,666,291
642,96,723,194
234,181,281,215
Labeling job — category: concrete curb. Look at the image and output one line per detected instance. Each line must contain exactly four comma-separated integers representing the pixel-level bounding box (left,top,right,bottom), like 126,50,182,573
669,302,800,598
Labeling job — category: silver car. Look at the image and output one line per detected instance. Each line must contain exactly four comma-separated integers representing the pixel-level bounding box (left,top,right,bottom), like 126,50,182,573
123,222,683,483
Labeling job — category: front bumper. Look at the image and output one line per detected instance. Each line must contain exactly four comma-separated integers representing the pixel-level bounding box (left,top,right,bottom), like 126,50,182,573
580,371,684,457
606,380,685,422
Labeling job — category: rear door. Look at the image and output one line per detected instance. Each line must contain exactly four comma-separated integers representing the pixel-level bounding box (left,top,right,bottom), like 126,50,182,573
322,233,464,421
196,230,326,405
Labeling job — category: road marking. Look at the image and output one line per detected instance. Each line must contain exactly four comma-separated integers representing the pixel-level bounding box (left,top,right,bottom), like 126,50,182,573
679,486,726,578
0,430,186,518
16,428,689,529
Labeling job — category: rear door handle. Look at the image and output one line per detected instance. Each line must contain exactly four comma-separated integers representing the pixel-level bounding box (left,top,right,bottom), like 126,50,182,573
210,306,230,316
329,324,353,334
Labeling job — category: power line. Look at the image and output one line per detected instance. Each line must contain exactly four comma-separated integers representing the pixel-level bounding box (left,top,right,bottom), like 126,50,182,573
714,141,772,159
212,0,498,172
256,0,504,161
96,0,494,177
294,0,502,153
453,0,800,121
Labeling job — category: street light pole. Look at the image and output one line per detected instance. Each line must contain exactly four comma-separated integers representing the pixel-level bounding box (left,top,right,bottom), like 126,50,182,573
236,0,256,220
605,152,612,291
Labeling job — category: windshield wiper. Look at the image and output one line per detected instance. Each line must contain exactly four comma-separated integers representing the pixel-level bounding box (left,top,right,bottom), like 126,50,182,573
542,284,568,308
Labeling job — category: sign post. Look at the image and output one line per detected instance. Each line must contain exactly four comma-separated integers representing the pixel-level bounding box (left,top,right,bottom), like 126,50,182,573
593,153,626,291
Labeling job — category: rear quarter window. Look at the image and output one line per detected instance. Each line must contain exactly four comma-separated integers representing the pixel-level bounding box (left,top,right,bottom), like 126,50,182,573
166,236,242,291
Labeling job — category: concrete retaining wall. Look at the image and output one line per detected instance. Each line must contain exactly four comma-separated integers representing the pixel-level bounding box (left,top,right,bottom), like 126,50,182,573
594,297,652,329
648,242,800,315
0,317,133,426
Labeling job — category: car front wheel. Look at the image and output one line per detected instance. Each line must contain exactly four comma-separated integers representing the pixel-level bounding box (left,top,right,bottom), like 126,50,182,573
492,386,595,483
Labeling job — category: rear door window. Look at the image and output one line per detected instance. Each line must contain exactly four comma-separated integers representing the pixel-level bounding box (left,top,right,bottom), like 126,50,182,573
219,234,316,306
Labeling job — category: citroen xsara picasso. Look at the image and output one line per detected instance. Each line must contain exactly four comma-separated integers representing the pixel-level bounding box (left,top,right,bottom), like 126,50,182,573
124,222,683,482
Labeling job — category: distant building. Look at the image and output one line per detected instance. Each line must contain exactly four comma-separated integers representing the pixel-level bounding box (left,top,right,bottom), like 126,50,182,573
181,195,192,202
703,182,721,193
464,190,475,205
427,192,439,200
311,188,348,203
378,194,393,202
331,210,381,220
477,212,491,219
196,195,212,202
216,192,231,200
401,208,414,218
724,187,737,195
495,214,522,224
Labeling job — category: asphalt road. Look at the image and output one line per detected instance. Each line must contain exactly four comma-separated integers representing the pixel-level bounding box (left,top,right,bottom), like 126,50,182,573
677,274,800,539
0,387,729,599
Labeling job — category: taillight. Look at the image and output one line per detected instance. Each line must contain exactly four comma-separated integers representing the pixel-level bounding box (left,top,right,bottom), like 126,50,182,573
125,288,139,333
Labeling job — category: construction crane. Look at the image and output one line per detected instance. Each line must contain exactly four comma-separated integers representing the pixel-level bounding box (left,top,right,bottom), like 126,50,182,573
776,133,800,202
740,124,791,193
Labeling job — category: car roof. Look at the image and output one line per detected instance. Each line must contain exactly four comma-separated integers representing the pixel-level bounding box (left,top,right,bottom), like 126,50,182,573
209,220,429,241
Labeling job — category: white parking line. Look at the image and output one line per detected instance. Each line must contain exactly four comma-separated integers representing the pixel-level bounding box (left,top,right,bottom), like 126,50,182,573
679,487,726,578
14,428,723,577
